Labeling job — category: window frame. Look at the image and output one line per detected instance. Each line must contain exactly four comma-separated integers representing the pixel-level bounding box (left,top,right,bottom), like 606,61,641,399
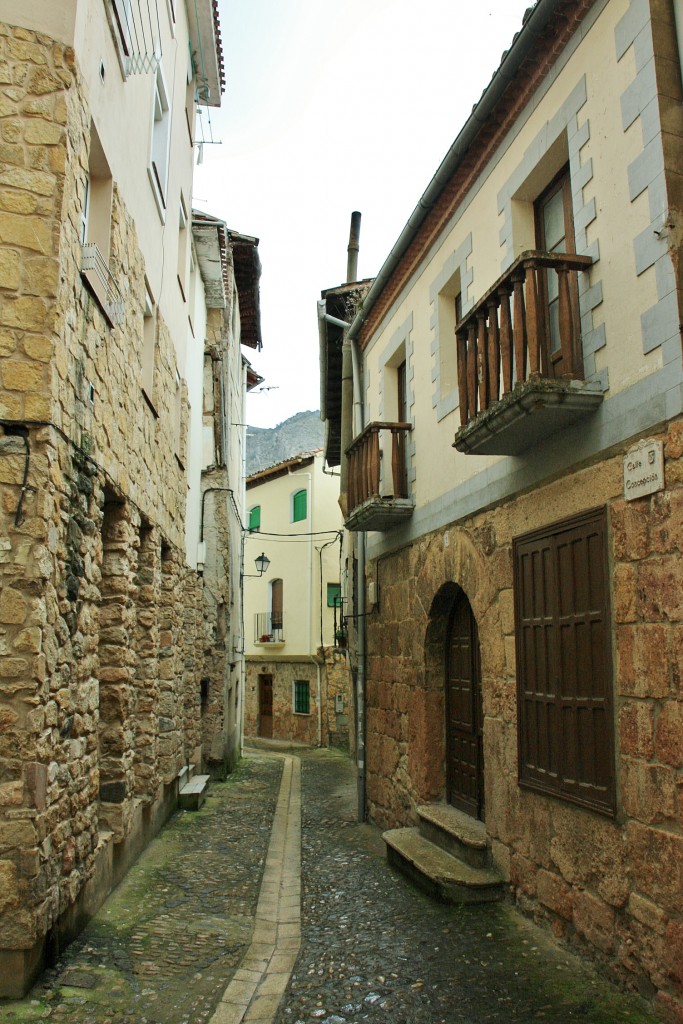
533,164,583,379
248,505,261,532
148,64,172,218
513,506,615,817
292,488,307,523
293,680,310,716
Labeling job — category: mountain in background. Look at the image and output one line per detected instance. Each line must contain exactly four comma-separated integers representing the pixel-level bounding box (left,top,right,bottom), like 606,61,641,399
246,410,325,476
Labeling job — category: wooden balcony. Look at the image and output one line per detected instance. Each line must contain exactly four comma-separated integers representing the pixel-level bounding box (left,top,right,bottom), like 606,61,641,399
345,422,413,532
452,250,604,456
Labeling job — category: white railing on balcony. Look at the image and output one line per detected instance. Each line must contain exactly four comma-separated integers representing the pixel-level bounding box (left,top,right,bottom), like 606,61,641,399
254,612,284,644
81,243,124,326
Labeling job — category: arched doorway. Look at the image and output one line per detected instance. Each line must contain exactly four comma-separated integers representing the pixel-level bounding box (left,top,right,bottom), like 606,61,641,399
445,591,484,819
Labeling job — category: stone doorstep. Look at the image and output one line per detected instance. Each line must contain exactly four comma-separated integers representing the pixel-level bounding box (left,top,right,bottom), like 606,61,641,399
179,774,210,811
383,827,504,905
417,803,490,869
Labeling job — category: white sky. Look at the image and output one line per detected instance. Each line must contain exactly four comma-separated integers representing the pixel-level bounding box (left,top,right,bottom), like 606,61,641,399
193,0,535,429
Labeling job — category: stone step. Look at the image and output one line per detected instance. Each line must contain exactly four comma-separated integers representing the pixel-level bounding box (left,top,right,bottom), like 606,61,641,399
417,803,489,869
179,774,210,811
383,827,505,905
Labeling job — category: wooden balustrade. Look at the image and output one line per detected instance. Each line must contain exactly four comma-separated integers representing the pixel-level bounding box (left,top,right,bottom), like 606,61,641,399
455,250,592,428
346,421,412,515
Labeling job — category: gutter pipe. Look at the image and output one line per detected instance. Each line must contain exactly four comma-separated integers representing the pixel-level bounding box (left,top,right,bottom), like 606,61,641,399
346,0,560,346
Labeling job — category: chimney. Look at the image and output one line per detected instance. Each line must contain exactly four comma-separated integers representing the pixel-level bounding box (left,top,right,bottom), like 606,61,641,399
346,211,361,284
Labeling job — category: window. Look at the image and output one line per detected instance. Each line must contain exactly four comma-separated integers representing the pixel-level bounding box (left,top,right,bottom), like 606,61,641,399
174,372,187,467
248,506,261,532
293,680,310,715
327,583,341,609
437,270,461,398
270,578,283,636
514,507,614,816
534,166,582,378
177,195,188,299
110,0,132,64
185,41,195,143
292,488,307,523
80,123,120,323
149,65,171,215
142,280,158,414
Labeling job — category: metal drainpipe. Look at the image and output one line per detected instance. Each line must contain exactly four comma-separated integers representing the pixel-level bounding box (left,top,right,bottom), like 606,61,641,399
351,339,367,823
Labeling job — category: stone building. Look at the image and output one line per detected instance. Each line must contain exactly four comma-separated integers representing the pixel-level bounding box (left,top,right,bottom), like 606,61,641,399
243,451,353,750
0,0,261,998
320,0,683,1017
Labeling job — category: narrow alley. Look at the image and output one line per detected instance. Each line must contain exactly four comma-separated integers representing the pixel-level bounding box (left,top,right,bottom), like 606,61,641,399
1,748,658,1024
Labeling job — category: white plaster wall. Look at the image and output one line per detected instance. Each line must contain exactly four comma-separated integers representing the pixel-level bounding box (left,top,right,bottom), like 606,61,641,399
363,0,672,513
244,453,343,656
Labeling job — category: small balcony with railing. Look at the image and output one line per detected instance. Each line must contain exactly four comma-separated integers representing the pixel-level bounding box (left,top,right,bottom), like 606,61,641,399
254,612,285,646
345,421,413,532
452,250,603,456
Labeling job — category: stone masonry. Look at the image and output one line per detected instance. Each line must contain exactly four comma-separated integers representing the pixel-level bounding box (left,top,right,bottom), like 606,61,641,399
0,23,234,996
364,417,683,1020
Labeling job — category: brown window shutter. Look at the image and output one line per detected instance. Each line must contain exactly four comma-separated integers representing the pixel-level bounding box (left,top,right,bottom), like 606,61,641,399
514,507,615,816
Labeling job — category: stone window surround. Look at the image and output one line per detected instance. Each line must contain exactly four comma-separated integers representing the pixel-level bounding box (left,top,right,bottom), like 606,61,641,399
376,313,416,490
616,0,680,363
429,234,473,422
497,75,608,390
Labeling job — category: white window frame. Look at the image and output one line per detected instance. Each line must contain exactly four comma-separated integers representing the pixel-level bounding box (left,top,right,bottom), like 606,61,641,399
148,64,171,219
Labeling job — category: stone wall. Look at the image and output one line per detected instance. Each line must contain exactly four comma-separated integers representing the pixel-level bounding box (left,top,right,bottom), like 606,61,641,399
244,652,353,751
321,646,352,751
365,417,683,1017
0,22,229,996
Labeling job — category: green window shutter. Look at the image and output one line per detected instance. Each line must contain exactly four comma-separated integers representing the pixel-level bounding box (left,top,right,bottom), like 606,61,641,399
294,680,310,715
292,489,307,523
327,583,341,608
248,505,261,531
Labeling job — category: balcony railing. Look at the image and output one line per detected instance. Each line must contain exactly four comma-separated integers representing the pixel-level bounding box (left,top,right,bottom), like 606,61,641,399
345,421,413,532
453,250,603,455
254,612,284,644
81,243,125,326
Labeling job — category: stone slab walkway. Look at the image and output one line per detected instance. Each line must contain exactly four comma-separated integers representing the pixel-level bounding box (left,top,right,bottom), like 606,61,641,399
0,746,661,1024
210,753,301,1024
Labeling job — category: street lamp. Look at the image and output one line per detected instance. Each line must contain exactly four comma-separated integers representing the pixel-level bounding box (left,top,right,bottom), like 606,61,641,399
243,552,271,579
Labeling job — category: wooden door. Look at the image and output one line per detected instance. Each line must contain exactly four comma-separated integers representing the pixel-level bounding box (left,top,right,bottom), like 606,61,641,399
270,579,283,637
535,167,582,378
259,674,273,738
445,593,484,819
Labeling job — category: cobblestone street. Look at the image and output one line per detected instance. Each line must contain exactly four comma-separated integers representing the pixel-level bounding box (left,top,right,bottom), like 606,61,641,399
1,747,659,1024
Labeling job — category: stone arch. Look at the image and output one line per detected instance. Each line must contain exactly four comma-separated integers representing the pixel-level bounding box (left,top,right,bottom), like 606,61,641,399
415,529,495,806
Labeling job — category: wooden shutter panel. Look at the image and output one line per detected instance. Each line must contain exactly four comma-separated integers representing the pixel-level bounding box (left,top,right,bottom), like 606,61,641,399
514,507,615,815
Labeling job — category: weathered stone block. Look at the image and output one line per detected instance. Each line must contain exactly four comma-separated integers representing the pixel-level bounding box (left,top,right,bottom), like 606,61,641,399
637,557,683,622
24,120,62,146
573,889,615,954
0,781,24,806
619,700,655,758
0,247,20,288
617,625,671,698
0,860,20,915
626,822,683,915
0,211,53,252
621,759,677,824
1,358,46,391
0,588,28,624
628,892,668,936
655,701,683,766
537,869,574,919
